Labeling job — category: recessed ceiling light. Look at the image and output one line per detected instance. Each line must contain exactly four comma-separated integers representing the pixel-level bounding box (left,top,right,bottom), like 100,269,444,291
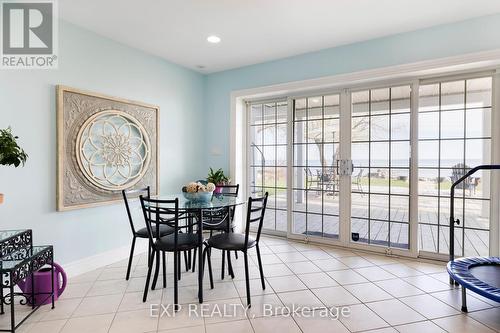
207,35,221,44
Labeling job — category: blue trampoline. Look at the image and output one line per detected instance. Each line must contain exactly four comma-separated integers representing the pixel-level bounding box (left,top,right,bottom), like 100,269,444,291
447,257,500,311
447,165,500,312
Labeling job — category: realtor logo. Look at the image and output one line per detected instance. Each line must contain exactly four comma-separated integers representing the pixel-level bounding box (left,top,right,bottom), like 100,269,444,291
1,0,58,68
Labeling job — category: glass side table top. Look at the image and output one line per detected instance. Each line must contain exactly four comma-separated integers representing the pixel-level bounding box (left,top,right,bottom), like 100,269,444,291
153,194,245,210
0,229,29,243
0,246,52,271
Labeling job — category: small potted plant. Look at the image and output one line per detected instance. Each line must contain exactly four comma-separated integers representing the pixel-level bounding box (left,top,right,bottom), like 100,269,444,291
207,167,230,193
0,127,28,204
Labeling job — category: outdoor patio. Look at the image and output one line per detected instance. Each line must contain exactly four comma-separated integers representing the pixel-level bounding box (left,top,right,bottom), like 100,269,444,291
261,175,490,257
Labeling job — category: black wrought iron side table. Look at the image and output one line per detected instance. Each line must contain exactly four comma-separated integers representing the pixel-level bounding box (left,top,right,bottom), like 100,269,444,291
0,230,55,332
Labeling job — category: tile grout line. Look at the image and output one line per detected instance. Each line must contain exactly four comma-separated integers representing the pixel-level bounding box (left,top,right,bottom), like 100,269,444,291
268,244,363,333
58,237,498,333
107,255,143,333
57,266,106,332
263,239,476,333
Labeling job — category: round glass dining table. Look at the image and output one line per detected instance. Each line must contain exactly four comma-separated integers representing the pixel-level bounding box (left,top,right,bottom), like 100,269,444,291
154,193,246,211
151,193,245,303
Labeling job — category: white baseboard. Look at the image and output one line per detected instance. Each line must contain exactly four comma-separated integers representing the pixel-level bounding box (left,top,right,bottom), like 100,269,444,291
64,240,148,278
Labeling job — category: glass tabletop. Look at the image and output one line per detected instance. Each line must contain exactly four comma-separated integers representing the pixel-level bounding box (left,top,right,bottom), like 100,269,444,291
0,245,52,271
154,194,245,210
0,229,29,243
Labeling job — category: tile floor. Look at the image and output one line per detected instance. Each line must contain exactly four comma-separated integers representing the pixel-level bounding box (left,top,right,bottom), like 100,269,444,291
1,236,499,333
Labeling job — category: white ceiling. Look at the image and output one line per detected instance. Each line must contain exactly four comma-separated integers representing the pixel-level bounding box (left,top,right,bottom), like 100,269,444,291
60,0,500,74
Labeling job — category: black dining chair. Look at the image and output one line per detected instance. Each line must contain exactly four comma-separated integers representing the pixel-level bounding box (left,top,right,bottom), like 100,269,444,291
188,184,240,279
139,196,203,309
203,184,240,234
201,184,240,276
122,187,175,280
203,192,268,307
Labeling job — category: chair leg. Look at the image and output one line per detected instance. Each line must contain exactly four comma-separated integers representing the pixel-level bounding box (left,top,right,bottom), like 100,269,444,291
177,252,182,281
243,251,251,307
256,245,266,290
227,250,235,279
143,249,155,302
203,247,213,289
174,250,179,311
231,227,238,260
198,240,203,304
207,248,214,289
126,237,136,280
151,251,161,290
221,250,226,280
152,250,160,290
148,240,152,263
202,247,206,276
162,251,167,288
191,249,197,273
184,251,189,272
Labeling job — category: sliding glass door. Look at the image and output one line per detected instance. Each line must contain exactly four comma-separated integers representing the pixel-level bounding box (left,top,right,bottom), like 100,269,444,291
292,95,341,239
246,72,496,257
350,86,412,249
248,100,288,233
418,77,492,257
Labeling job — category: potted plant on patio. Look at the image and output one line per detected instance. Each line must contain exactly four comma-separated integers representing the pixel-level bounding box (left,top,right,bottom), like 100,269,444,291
0,127,28,204
207,167,230,193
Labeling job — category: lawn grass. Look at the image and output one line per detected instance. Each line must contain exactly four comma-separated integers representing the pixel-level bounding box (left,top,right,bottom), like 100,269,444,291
359,177,409,188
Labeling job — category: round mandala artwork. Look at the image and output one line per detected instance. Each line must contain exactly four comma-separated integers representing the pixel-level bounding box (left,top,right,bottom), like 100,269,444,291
76,110,151,191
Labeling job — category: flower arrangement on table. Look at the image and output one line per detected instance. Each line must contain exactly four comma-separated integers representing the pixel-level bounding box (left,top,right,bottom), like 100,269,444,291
181,181,216,202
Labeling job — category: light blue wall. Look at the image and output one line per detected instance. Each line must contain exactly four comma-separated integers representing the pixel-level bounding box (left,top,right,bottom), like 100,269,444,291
2,14,500,265
204,14,500,172
0,22,205,264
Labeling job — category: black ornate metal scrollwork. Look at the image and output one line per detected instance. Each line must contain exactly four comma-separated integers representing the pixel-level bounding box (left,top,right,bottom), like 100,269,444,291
1,272,9,288
9,247,53,286
0,229,54,332
0,230,32,257
3,246,30,261
1,292,30,306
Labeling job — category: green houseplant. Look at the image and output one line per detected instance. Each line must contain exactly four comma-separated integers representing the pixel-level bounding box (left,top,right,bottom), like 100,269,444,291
207,168,230,192
0,127,28,204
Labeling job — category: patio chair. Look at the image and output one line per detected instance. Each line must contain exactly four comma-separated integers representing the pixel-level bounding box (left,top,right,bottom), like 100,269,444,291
317,168,337,194
352,168,365,195
304,167,320,190
450,163,477,196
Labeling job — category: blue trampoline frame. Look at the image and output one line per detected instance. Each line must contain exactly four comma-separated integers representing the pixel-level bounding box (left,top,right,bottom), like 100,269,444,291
447,164,500,312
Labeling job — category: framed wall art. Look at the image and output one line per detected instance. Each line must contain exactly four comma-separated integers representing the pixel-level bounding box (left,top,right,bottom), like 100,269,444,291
56,86,159,211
